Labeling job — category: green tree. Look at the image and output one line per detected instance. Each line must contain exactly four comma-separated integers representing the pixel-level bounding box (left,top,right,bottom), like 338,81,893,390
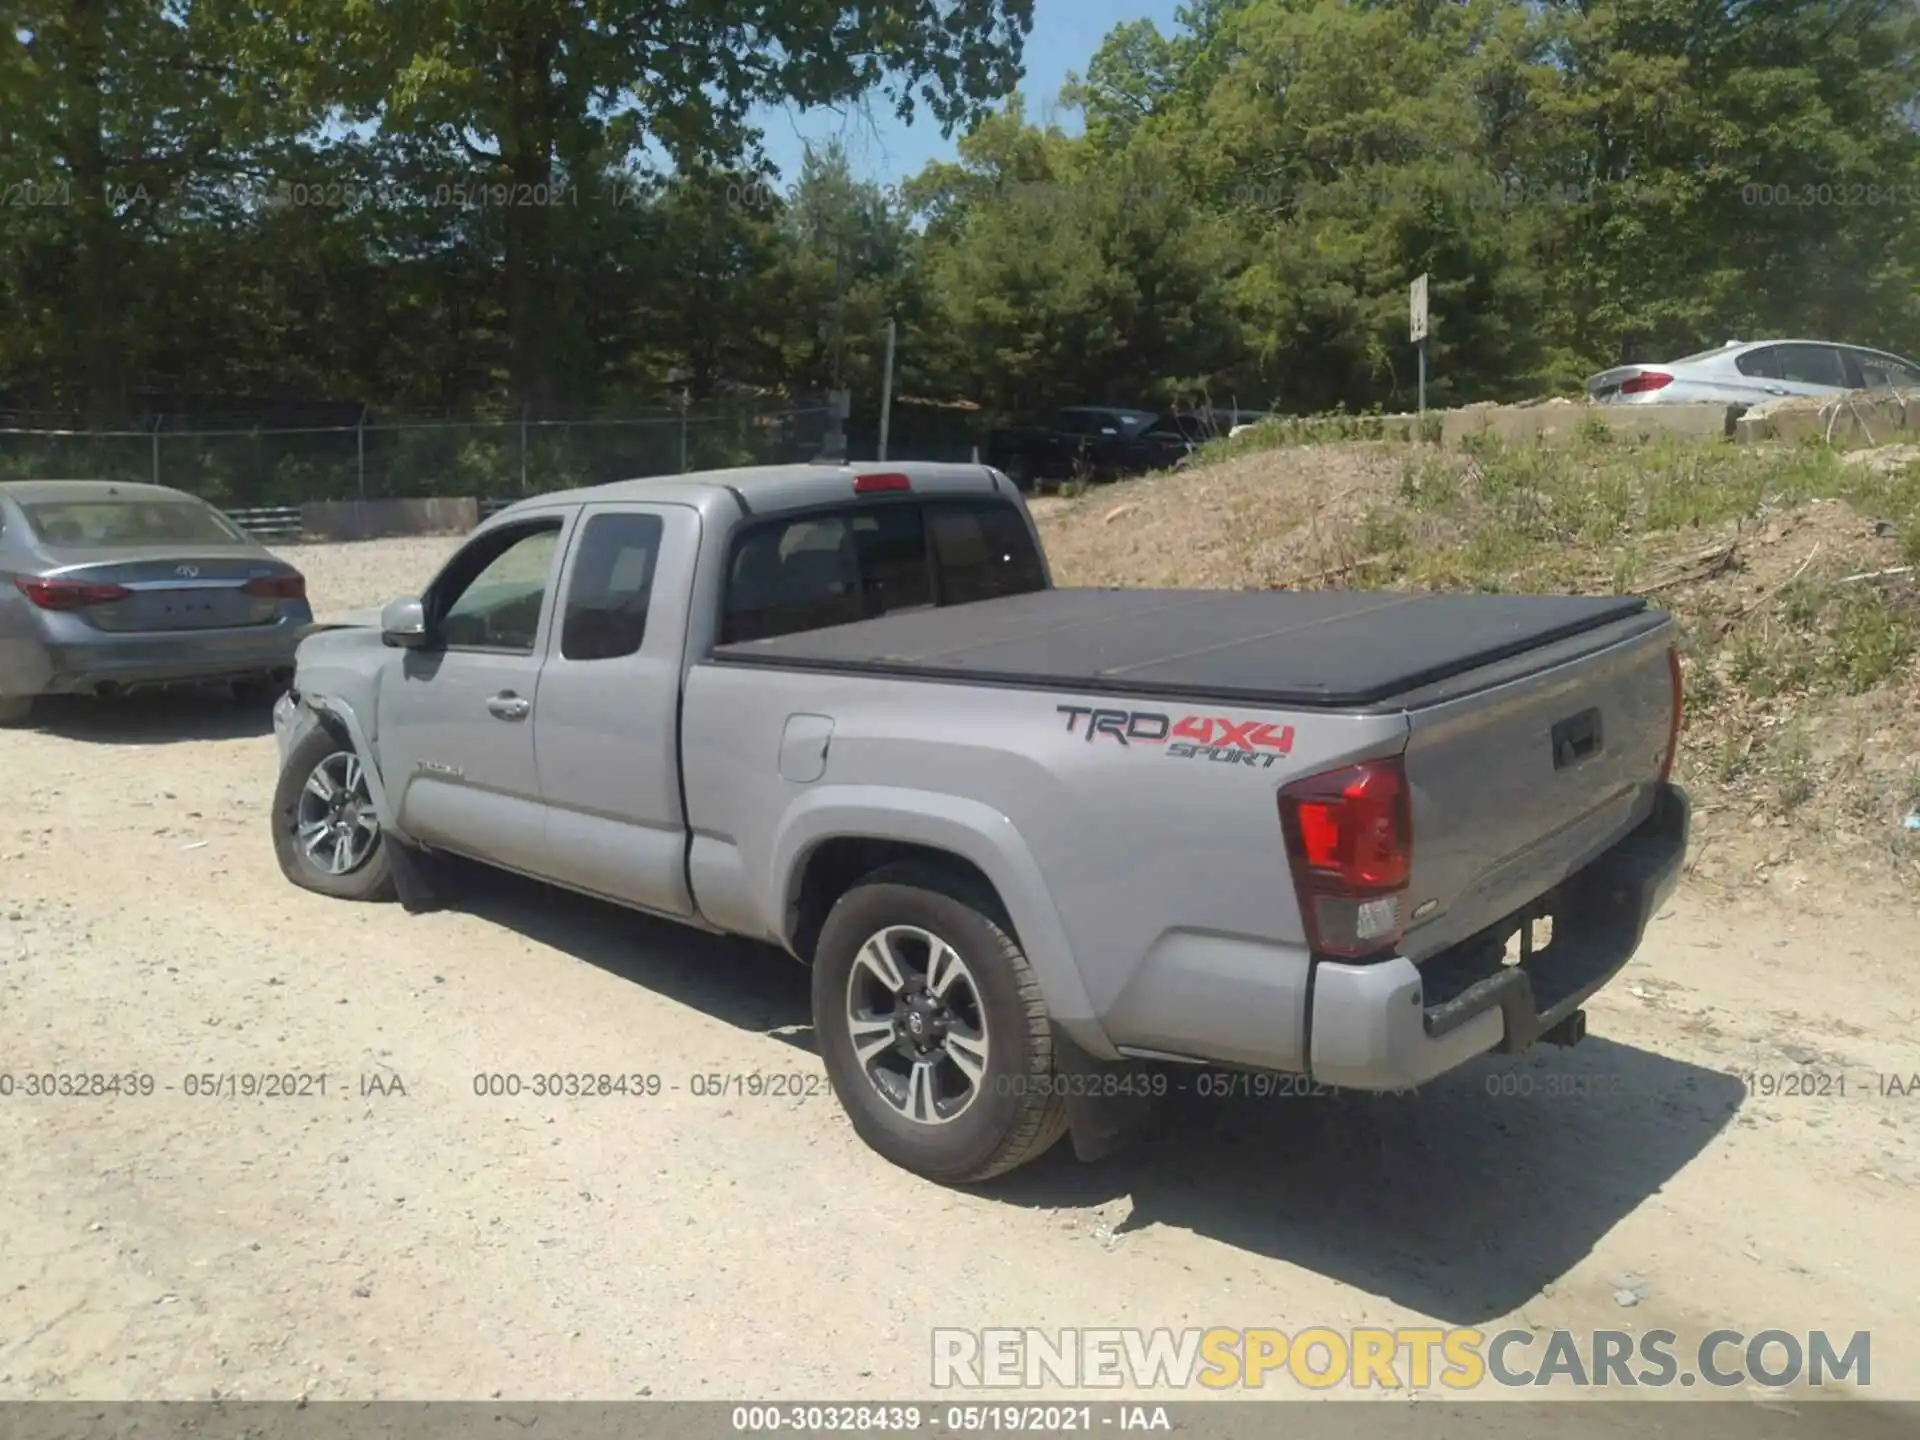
238,0,1035,410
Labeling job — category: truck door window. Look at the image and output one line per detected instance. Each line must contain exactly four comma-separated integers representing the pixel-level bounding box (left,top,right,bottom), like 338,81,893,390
434,522,561,652
560,512,664,661
928,502,1047,605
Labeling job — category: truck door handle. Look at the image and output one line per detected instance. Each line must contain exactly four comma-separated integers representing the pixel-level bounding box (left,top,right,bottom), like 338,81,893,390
486,691,531,721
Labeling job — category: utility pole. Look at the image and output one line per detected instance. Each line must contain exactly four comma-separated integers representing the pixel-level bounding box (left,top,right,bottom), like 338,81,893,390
1410,272,1430,417
878,317,897,462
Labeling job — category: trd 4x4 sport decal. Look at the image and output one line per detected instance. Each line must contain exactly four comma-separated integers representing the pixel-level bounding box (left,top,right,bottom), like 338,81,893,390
1056,704,1295,769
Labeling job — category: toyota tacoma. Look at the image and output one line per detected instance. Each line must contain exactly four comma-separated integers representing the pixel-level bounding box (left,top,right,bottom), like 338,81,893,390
271,461,1689,1183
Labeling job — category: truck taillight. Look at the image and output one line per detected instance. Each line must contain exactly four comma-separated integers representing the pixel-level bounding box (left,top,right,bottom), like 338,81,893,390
1278,755,1413,960
852,472,912,494
244,573,306,601
1619,371,1673,395
14,577,132,609
1660,645,1683,782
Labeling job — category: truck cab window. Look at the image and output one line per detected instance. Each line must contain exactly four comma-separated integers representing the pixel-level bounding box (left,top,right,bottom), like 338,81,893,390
721,500,1041,644
561,512,664,661
850,506,931,616
723,517,863,644
435,523,560,652
929,502,1046,605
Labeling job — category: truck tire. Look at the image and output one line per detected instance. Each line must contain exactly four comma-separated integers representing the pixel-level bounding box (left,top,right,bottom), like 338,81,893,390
0,694,34,727
812,864,1069,1183
270,723,397,902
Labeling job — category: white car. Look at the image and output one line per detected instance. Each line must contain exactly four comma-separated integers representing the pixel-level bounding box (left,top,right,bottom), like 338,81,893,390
1586,339,1920,406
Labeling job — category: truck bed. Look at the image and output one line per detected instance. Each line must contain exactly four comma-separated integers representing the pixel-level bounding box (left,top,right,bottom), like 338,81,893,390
708,586,1661,710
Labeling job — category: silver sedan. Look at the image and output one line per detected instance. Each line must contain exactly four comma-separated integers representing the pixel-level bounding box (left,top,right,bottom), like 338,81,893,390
1586,339,1920,406
0,478,312,725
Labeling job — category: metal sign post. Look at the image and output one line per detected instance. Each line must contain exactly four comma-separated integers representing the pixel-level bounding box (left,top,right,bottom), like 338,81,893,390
1410,273,1429,416
878,317,897,462
819,389,852,463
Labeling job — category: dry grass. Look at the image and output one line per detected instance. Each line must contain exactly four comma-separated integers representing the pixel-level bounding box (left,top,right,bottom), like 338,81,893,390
1034,430,1920,888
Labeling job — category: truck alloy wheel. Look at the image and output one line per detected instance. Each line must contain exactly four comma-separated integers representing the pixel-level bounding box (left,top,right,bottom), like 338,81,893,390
270,724,397,902
812,866,1070,1183
296,750,382,876
844,924,991,1125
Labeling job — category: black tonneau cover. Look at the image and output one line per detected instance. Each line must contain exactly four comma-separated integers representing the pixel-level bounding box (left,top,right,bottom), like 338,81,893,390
708,587,1660,710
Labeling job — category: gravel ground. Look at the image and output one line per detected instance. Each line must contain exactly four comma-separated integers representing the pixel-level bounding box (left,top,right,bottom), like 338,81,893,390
0,530,1916,1405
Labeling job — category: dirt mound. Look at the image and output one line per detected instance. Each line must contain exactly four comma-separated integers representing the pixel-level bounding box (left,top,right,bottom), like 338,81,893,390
1033,444,1407,589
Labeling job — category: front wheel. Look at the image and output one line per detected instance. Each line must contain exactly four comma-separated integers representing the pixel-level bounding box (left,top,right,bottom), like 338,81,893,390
270,724,396,902
812,866,1069,1183
0,694,34,727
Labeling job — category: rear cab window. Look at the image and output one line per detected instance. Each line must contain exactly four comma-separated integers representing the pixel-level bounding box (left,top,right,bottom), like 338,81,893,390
720,499,1045,645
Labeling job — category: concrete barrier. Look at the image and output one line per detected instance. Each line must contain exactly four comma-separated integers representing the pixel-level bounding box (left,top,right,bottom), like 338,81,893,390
1440,400,1740,446
1733,389,1920,446
1243,399,1743,449
300,497,480,542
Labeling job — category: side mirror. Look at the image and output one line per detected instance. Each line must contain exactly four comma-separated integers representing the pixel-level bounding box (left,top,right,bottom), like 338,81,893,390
381,595,431,648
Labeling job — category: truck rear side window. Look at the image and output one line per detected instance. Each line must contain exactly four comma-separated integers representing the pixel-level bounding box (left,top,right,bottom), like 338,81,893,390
561,512,663,661
721,499,1043,645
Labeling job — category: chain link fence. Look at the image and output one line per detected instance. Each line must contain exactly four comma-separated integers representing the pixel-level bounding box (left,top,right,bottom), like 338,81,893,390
0,404,838,508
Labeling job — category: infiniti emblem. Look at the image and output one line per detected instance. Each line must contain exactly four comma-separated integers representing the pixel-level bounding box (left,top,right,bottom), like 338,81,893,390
175,564,200,578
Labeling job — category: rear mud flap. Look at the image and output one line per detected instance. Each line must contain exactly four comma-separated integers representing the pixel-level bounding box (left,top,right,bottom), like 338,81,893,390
1054,1028,1154,1163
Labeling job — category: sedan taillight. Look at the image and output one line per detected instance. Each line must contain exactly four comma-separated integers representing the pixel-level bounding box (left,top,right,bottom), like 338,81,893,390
14,577,132,609
1619,371,1674,395
244,574,306,601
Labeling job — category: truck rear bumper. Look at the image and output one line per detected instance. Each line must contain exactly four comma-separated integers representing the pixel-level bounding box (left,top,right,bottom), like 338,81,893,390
1307,782,1689,1091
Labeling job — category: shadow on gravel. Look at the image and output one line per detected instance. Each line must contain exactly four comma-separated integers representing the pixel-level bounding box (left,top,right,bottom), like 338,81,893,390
986,1037,1741,1325
450,864,814,1038
425,865,1739,1325
28,688,276,744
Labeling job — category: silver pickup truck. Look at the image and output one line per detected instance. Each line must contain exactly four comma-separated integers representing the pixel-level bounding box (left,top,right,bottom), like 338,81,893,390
271,461,1689,1183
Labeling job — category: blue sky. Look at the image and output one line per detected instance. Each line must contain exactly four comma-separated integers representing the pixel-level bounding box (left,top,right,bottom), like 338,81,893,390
751,0,1187,189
